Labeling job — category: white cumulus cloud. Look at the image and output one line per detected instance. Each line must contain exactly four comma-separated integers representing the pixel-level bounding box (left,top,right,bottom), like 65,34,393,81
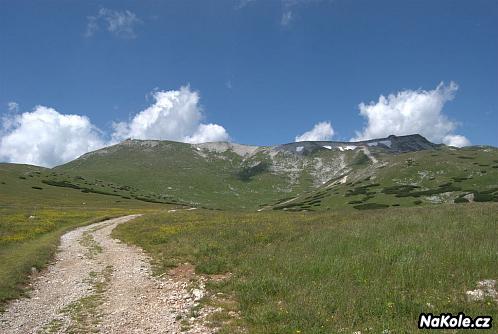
295,121,334,141
111,86,229,144
85,8,141,38
0,106,105,167
1,87,230,167
442,134,471,147
353,82,470,147
184,124,230,144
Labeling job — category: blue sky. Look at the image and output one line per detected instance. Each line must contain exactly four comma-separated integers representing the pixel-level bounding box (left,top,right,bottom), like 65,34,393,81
0,0,497,166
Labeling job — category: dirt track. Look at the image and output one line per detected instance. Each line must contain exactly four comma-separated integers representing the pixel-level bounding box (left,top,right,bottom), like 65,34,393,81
0,215,214,334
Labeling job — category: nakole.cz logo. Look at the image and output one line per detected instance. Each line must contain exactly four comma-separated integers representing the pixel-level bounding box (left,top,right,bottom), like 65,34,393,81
419,312,492,329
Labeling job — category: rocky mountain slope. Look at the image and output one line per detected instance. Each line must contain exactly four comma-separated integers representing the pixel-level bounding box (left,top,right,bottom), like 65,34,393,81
46,134,498,210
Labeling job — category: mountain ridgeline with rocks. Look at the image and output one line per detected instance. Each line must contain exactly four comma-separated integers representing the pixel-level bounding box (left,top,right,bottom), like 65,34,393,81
2,134,497,211
40,134,495,211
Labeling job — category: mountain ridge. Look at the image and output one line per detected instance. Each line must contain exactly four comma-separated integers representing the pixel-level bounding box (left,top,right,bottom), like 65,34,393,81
78,133,440,161
1,132,497,211
48,133,498,210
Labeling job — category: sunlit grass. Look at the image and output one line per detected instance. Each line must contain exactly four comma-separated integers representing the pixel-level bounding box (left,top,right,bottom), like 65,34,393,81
114,203,498,333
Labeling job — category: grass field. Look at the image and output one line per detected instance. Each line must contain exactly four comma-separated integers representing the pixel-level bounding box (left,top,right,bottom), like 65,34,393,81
113,203,498,333
2,157,497,332
55,139,498,211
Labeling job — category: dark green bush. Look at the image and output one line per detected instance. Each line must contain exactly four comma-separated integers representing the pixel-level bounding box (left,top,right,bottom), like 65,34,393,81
473,192,495,202
42,179,81,189
454,197,469,203
382,185,419,195
351,151,370,165
353,203,389,210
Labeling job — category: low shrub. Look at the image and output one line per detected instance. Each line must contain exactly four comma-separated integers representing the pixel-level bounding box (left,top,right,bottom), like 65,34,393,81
352,203,389,210
454,197,469,203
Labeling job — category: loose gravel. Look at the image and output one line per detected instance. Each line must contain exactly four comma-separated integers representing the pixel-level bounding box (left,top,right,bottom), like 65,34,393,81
0,215,216,334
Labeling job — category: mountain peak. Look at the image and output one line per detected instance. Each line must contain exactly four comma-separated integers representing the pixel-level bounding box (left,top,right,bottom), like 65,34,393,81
277,134,438,155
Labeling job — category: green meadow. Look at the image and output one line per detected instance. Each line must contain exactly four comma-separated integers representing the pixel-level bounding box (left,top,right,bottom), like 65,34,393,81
0,163,170,309
114,204,498,333
1,142,497,332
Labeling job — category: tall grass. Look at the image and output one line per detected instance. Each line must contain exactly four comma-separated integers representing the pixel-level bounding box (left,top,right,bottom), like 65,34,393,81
114,203,498,333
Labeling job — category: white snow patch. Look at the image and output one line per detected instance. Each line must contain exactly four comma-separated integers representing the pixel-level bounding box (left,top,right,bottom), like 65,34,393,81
366,140,392,148
296,146,304,152
322,145,332,150
338,145,357,151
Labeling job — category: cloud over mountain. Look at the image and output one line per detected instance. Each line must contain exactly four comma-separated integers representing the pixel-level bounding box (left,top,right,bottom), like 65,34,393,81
442,134,471,148
111,86,229,143
0,81,472,168
295,121,334,141
353,82,470,147
0,87,230,167
0,106,105,167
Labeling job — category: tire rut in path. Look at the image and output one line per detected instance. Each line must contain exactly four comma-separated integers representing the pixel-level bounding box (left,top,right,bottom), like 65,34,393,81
0,215,215,334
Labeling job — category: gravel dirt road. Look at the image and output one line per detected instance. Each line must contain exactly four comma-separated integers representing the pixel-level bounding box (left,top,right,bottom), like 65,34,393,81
0,215,215,334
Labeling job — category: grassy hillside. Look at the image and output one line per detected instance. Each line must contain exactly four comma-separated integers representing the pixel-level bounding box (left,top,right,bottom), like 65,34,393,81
0,163,188,208
113,204,498,333
0,163,175,309
56,140,328,210
266,146,498,211
56,139,498,211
